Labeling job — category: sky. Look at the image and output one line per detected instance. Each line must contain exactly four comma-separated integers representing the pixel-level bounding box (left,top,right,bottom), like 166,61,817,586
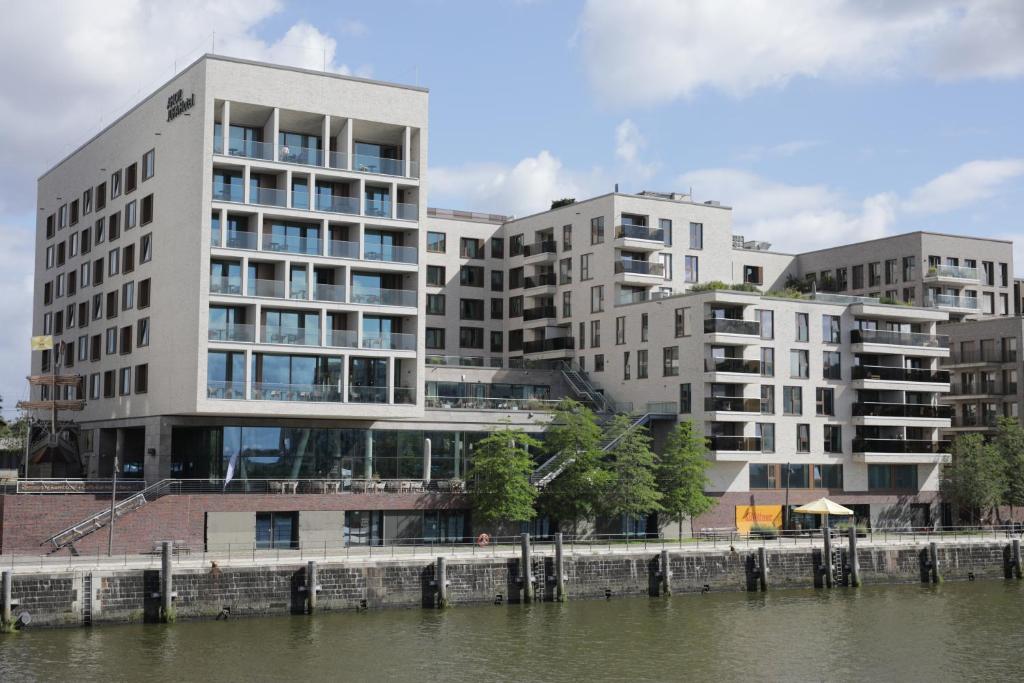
0,0,1023,414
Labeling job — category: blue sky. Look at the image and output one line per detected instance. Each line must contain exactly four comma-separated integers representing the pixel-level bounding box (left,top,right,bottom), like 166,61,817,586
0,0,1022,412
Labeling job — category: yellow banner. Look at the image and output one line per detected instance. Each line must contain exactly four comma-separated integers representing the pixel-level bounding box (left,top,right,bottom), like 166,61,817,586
735,505,783,534
30,335,53,351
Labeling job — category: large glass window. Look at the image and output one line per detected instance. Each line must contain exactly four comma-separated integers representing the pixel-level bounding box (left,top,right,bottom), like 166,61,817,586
256,512,297,549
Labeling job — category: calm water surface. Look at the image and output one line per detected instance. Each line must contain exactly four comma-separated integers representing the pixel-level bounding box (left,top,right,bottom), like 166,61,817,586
2,581,1023,682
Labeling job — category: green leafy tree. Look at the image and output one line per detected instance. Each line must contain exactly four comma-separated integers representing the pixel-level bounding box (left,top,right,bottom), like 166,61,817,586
602,415,663,521
537,400,611,533
994,416,1024,518
466,426,540,527
941,433,1007,525
656,420,716,540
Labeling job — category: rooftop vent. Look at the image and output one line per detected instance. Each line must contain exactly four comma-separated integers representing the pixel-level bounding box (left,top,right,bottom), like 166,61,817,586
636,190,691,202
704,200,721,206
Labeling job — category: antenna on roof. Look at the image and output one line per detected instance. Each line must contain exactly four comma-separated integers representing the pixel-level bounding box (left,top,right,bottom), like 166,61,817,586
615,183,619,193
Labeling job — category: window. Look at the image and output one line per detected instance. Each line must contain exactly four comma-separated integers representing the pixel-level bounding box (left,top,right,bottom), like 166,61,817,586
868,464,918,491
790,349,809,378
590,216,604,244
795,313,809,342
123,244,135,273
426,294,445,315
119,325,133,354
797,424,810,453
623,351,630,380
490,331,503,353
743,265,763,285
460,238,483,259
594,354,605,372
45,245,54,269
760,348,775,377
590,320,601,347
103,370,116,398
426,232,446,253
122,281,135,310
125,200,137,229
675,383,691,413
590,285,604,313
758,309,773,339
759,424,776,454
108,248,120,276
982,261,995,286
108,212,120,241
491,270,504,291
140,194,154,225
884,258,897,285
425,327,445,349
81,227,92,254
822,315,840,343
142,149,155,180
1000,262,1009,287
823,351,841,380
46,214,55,238
852,264,864,290
135,363,149,393
90,335,101,362
106,291,118,319
559,258,572,285
578,322,585,349
509,296,523,317
509,267,524,289
459,327,483,349
427,265,445,286
816,387,835,416
70,199,79,226
689,222,703,249
580,253,592,280
824,424,841,453
119,367,132,396
662,346,679,376
140,233,152,263
868,261,880,287
637,349,648,379
616,316,626,345
459,265,484,287
508,330,522,352
760,385,775,414
459,298,484,320
835,267,848,291
490,237,504,259
783,386,802,415
562,224,572,251
138,278,151,308
256,512,297,549
124,163,138,193
684,255,698,283
92,293,103,320
510,234,524,257
902,256,916,281
640,313,649,342
562,291,572,318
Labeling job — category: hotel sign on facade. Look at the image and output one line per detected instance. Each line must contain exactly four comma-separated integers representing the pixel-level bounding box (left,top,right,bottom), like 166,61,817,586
166,89,195,122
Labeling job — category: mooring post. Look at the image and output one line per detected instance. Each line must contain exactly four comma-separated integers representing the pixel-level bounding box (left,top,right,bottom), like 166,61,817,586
160,541,174,622
306,560,319,613
1,571,12,629
929,541,941,583
757,546,768,591
660,549,672,596
555,533,566,602
436,556,449,608
1012,539,1022,579
521,533,534,603
847,525,861,588
823,530,833,589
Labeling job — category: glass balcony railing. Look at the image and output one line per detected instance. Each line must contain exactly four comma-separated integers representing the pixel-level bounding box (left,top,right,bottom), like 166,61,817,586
394,386,417,404
248,279,285,298
615,224,665,241
851,366,950,383
616,289,671,306
522,337,575,354
707,436,762,452
523,240,558,257
278,144,323,166
348,385,390,404
313,283,346,303
328,151,348,170
212,185,244,203
425,396,561,411
524,273,558,289
852,402,954,419
207,380,245,399
425,355,490,367
252,382,342,402
211,227,221,247
523,306,558,321
349,286,417,307
364,199,391,218
925,264,980,280
288,285,309,300
924,293,979,310
852,438,952,454
353,154,405,177
315,194,360,215
329,240,360,259
395,203,418,221
260,326,321,346
225,231,258,250
208,323,255,343
361,331,416,351
209,276,243,295
614,260,665,276
327,329,358,348
224,139,274,160
703,318,760,335
262,234,321,256
704,396,761,412
850,329,950,348
950,415,999,428
704,358,761,374
948,380,1014,395
251,187,287,207
949,349,1016,364
364,244,418,264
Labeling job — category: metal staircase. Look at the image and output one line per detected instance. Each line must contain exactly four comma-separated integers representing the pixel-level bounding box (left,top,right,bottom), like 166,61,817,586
531,412,652,488
559,362,613,414
42,479,176,551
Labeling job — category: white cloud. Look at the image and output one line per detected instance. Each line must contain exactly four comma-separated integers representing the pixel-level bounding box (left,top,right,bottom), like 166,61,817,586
431,151,607,217
737,140,822,163
338,19,369,37
614,119,643,165
902,159,1024,214
578,0,1024,103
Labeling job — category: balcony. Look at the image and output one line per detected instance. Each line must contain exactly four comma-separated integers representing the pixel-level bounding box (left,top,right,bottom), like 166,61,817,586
948,381,1016,396
522,337,575,354
425,355,503,368
615,224,665,243
924,293,979,311
524,273,558,289
221,139,274,161
262,234,321,256
347,385,390,404
253,382,342,402
852,438,951,454
250,187,288,208
707,436,762,452
329,240,360,259
326,329,357,348
523,305,558,321
364,243,418,265
248,279,286,298
923,264,980,283
704,358,761,374
395,203,418,221
948,349,1016,365
703,318,760,336
852,402,954,419
704,396,761,413
425,396,561,411
394,386,417,404
212,185,244,203
209,276,243,295
278,144,323,167
208,323,255,343
315,194,360,216
313,283,346,303
224,231,258,250
349,286,417,308
260,326,321,346
361,331,416,351
523,240,558,259
850,329,950,349
617,289,670,306
353,154,409,178
949,415,999,429
207,380,246,399
614,259,665,279
851,365,950,384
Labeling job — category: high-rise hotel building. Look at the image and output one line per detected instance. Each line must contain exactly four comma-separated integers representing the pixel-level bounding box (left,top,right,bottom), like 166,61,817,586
26,55,1019,544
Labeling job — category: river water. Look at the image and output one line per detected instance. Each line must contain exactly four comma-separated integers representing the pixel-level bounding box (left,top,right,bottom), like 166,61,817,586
2,581,1022,682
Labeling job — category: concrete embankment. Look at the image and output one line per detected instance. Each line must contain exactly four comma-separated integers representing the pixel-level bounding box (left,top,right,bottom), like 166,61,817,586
2,536,1021,630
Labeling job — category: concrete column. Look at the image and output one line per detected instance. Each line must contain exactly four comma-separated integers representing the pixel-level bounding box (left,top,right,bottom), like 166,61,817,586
390,180,398,219
387,356,395,404
244,348,253,400
306,560,319,613
341,354,349,403
242,166,251,205
270,108,280,162
1,571,11,628
423,438,432,483
436,556,448,608
160,541,174,622
345,118,354,170
358,178,365,217
364,430,373,479
321,115,331,168
221,101,231,155
454,433,462,479
847,525,861,588
219,207,227,247
660,549,672,597
757,546,768,591
555,533,566,602
521,533,534,603
284,169,292,209
823,531,833,589
403,126,411,178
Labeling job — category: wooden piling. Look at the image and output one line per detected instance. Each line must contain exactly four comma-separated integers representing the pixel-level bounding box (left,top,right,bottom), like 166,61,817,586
436,557,449,608
555,533,566,602
660,549,672,596
160,541,175,622
847,525,861,588
521,533,534,603
757,546,768,591
307,560,319,613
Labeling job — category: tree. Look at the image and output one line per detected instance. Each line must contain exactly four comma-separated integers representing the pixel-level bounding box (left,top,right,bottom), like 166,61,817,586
537,400,611,533
656,420,716,540
601,415,663,522
550,198,576,209
941,433,1007,525
994,416,1024,519
466,426,540,527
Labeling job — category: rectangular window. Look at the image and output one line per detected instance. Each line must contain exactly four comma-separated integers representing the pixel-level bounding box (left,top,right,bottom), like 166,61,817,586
822,315,840,343
760,385,774,414
615,316,626,345
103,370,116,398
689,222,703,249
868,464,918,492
640,313,649,342
783,386,802,415
509,296,523,318
119,325,133,354
138,278,151,308
426,293,445,315
790,349,809,378
125,163,137,193
559,257,572,285
684,255,699,283
490,237,504,259
623,351,630,380
662,346,679,377
760,348,775,377
459,298,484,321
510,234,524,257
823,351,841,380
637,349,648,379
562,224,572,251
824,424,842,453
590,216,604,244
758,309,773,340
459,327,483,349
868,261,881,287
674,307,689,337
580,253,592,280
852,264,864,290
795,313,809,342
594,354,605,372
491,270,504,291
460,237,483,259
142,149,155,180
679,383,691,413
122,281,135,310
427,265,445,286
135,363,149,393
137,317,150,347
816,387,835,416
490,331,503,353
562,291,572,318
426,232,446,253
797,424,810,453
125,200,137,229
590,285,604,313
759,424,776,454
425,328,445,349
590,320,601,348
459,265,484,287
884,258,897,285
140,194,153,225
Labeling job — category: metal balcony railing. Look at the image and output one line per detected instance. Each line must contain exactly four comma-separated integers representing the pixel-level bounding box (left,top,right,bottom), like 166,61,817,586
522,337,575,354
615,224,664,241
852,402,954,419
524,273,558,289
851,365,950,383
615,259,665,276
707,436,762,452
523,240,558,257
704,318,760,335
852,438,951,454
523,306,558,321
850,329,949,348
704,396,761,412
704,358,761,374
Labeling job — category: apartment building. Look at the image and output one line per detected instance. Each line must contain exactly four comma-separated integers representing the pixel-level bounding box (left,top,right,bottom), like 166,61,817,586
24,54,1019,549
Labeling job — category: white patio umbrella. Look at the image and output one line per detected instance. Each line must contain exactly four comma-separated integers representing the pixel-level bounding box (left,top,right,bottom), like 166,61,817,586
794,497,854,531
